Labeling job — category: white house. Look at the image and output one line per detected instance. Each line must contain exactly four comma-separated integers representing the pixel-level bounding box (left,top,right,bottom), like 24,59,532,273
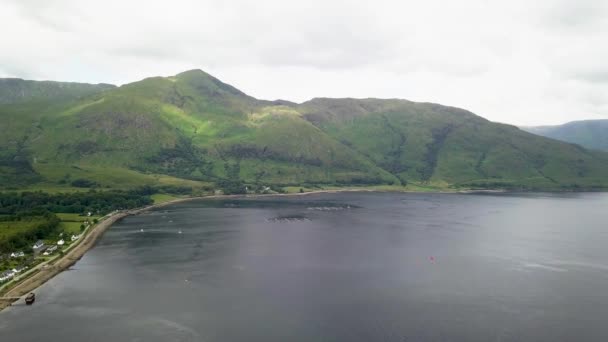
32,240,47,254
57,239,65,246
71,234,81,242
0,270,15,282
10,251,25,258
43,245,58,256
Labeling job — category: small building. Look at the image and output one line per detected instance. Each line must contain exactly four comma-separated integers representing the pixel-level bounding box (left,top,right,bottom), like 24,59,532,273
0,270,14,282
32,240,48,255
71,234,81,242
10,251,25,258
57,239,65,246
33,240,45,250
12,266,26,273
43,245,58,256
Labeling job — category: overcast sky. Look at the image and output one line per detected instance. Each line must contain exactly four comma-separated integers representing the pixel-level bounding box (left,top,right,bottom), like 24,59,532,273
1,0,607,125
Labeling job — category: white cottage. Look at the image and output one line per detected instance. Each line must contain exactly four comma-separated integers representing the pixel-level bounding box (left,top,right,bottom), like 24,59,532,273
10,251,25,258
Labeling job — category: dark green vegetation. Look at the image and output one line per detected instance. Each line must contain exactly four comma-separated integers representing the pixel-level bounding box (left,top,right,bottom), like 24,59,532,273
0,190,153,215
523,120,608,152
0,213,59,255
2,69,608,192
0,190,153,254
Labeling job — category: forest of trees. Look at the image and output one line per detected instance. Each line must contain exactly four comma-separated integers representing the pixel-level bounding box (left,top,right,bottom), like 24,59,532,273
0,212,60,254
0,189,156,254
0,189,154,216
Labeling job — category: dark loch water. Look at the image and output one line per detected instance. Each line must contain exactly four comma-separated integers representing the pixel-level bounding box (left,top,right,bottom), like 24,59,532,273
2,192,608,341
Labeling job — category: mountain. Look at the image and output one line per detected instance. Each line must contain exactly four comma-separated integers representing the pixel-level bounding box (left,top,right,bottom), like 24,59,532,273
0,78,115,104
523,120,608,151
2,69,608,191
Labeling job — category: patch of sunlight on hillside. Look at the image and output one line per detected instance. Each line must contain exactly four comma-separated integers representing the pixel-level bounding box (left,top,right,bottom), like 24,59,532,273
32,163,210,190
160,104,216,137
248,106,301,124
60,97,105,116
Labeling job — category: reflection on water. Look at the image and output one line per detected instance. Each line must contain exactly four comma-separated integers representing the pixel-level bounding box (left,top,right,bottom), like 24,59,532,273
2,192,608,341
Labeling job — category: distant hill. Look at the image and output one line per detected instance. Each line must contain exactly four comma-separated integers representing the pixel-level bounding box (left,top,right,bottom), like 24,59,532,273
1,69,608,191
523,120,608,151
0,78,115,104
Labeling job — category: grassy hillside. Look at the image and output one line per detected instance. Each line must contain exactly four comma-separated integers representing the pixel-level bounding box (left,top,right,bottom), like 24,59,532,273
1,70,608,192
523,120,608,152
300,98,608,189
0,78,115,104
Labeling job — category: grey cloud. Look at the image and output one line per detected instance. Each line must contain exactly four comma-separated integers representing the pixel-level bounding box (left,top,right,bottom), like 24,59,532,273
109,45,186,61
538,0,608,29
567,71,608,84
9,0,82,32
0,64,37,80
255,31,397,69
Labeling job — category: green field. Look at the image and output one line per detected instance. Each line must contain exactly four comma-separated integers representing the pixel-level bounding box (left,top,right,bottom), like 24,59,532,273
55,213,101,236
0,219,45,241
56,213,100,221
150,193,180,204
58,221,84,235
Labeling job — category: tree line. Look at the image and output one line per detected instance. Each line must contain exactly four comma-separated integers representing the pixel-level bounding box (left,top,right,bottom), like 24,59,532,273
0,189,157,254
0,189,154,216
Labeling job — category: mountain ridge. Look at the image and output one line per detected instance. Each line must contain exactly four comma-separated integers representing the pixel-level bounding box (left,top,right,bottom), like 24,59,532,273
522,120,608,151
2,70,607,192
0,78,115,104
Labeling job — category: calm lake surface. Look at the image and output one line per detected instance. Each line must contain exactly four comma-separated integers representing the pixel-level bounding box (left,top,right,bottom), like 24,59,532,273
2,192,608,341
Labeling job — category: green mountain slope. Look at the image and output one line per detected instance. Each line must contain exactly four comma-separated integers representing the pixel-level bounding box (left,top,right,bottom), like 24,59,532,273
523,120,608,151
300,99,608,189
0,71,396,190
0,78,115,104
1,70,607,191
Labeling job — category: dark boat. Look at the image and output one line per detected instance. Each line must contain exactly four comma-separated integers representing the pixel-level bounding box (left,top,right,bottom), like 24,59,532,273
25,293,35,305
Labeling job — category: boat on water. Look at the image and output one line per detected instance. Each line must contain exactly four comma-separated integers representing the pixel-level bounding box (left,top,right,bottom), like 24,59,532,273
25,293,35,305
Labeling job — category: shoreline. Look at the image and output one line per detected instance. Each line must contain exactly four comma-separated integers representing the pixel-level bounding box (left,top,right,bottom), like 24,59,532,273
0,189,395,309
0,187,600,310
0,196,199,311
